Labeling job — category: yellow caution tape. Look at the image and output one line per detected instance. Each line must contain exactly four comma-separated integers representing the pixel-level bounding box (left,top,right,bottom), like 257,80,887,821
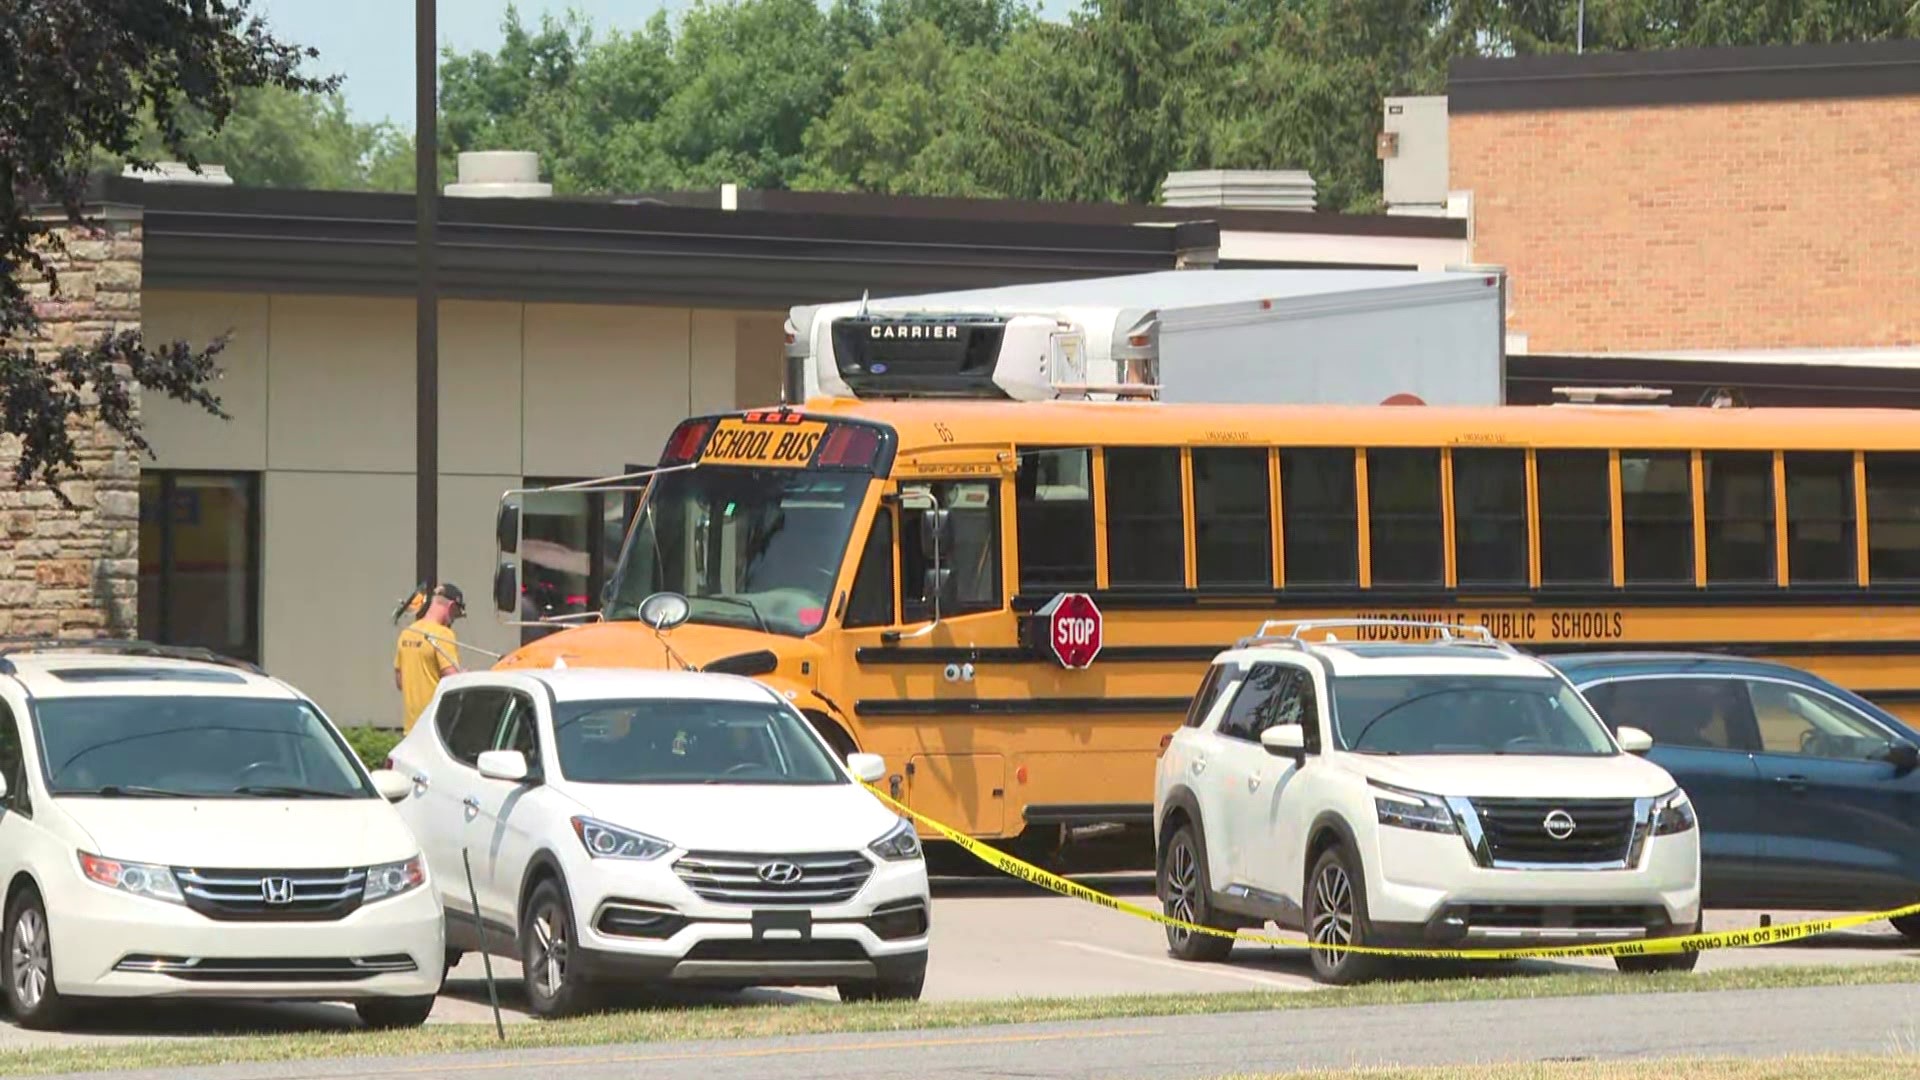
863,782,1920,960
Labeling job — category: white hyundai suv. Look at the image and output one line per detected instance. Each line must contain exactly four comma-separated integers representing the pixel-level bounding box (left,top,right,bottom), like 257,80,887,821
0,642,443,1029
387,666,931,1016
1153,621,1701,984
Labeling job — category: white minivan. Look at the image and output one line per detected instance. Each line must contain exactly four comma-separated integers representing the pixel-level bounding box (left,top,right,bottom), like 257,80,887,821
0,643,444,1029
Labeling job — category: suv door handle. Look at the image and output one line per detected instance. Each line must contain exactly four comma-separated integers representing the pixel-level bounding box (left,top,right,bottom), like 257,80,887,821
1775,775,1809,793
411,773,430,790
1190,757,1207,776
1247,773,1262,792
462,795,481,811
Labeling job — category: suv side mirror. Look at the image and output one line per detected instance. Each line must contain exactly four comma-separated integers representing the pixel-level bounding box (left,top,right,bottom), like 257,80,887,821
1260,724,1306,759
367,769,412,803
847,752,887,784
1883,740,1919,775
1616,726,1654,754
477,749,532,783
0,772,10,801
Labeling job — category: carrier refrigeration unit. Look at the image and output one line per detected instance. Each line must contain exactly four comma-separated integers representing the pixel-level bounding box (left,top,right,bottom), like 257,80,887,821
782,269,1506,405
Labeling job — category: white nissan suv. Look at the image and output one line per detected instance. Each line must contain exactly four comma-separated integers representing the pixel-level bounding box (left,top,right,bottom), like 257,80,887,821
1153,621,1701,984
0,641,443,1030
387,666,931,1016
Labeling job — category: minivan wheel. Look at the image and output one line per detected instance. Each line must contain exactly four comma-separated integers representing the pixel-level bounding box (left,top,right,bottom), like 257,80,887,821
1159,822,1236,963
1305,846,1382,985
4,887,72,1030
521,878,597,1018
355,995,436,1028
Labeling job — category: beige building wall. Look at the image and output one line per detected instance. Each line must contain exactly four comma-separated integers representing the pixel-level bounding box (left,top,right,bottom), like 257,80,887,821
141,290,781,727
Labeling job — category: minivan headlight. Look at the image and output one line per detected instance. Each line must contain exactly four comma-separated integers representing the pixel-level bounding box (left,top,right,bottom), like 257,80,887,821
572,816,672,860
1652,789,1696,835
79,853,184,905
363,856,427,903
868,818,922,861
1371,781,1459,835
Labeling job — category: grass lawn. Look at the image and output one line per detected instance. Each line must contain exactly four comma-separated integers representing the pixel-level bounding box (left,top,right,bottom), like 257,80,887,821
6,961,1918,1077
1219,1056,1920,1079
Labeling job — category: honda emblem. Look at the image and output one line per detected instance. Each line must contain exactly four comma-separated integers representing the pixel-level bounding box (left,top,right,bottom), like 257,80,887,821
260,877,295,905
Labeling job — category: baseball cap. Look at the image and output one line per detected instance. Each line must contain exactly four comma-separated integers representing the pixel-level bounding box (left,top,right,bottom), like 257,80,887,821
435,582,466,615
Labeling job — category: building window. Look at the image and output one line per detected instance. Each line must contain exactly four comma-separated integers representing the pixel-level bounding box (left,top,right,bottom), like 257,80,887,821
1281,449,1358,586
1192,447,1272,590
1451,449,1527,587
520,479,629,642
1865,453,1920,584
1536,451,1612,586
137,471,260,662
1703,452,1776,585
1621,451,1694,586
1104,447,1185,589
1015,448,1095,592
1366,449,1443,587
1784,452,1856,585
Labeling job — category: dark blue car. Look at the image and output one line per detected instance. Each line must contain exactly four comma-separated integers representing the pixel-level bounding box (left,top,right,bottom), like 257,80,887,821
1548,653,1920,936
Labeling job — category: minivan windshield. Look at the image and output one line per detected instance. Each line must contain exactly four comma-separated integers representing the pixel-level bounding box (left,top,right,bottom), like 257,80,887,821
1332,675,1616,756
552,698,843,785
33,696,372,798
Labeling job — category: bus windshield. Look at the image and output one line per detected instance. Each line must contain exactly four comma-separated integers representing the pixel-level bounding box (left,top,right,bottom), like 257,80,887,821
605,467,868,636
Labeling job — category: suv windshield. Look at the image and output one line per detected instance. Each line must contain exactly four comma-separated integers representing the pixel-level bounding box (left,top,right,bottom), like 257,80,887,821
604,467,867,636
1332,674,1616,756
34,696,372,798
552,698,843,785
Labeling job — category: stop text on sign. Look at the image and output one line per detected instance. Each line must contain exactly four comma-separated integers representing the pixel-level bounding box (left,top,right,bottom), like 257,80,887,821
1039,592,1102,669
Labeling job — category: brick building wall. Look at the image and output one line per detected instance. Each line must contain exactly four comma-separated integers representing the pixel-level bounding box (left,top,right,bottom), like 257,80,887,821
1449,42,1920,356
0,211,144,639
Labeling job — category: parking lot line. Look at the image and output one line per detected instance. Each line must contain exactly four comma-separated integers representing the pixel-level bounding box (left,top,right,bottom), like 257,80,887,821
1051,940,1311,991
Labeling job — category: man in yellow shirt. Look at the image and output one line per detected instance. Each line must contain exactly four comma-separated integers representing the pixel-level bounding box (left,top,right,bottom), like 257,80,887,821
393,582,465,732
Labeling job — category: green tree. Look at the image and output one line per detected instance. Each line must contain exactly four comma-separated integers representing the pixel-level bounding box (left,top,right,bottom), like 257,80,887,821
120,85,411,191
1,0,328,492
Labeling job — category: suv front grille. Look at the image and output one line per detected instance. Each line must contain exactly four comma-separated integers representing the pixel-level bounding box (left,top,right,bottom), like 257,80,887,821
176,867,366,922
1466,798,1639,865
672,851,873,906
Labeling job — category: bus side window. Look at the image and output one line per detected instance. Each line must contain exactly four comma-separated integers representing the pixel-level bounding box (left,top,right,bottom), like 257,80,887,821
1105,447,1183,589
1367,449,1443,586
1016,448,1096,591
1537,450,1613,586
1621,450,1694,585
844,509,895,628
1193,447,1273,589
900,480,1002,620
1281,449,1359,586
1785,452,1856,584
1452,448,1527,586
1866,452,1920,583
1704,451,1776,585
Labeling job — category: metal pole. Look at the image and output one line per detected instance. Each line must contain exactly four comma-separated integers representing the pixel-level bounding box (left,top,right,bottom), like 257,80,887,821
462,848,506,1041
1577,0,1585,53
415,0,439,585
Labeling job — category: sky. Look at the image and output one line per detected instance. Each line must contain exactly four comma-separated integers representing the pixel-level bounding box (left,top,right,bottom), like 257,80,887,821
256,1,675,127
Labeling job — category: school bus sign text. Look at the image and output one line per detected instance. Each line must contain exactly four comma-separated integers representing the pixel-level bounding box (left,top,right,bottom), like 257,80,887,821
1352,609,1626,643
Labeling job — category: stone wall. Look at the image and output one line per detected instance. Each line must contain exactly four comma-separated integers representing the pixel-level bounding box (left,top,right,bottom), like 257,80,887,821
0,210,144,639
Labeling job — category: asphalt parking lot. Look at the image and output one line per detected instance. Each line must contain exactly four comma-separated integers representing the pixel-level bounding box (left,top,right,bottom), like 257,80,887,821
4,873,1916,1052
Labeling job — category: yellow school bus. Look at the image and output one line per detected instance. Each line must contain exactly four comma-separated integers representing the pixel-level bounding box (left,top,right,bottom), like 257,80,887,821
492,395,1920,852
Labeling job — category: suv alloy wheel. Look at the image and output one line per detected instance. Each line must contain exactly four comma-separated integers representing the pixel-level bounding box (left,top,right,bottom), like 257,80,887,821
1306,845,1381,985
3,886,73,1030
1159,822,1236,962
521,878,597,1017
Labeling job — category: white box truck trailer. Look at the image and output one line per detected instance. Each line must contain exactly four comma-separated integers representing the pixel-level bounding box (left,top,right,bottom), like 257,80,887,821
782,268,1506,405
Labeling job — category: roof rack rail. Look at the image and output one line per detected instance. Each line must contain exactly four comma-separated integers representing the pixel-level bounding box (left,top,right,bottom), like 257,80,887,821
0,639,263,676
1235,619,1517,653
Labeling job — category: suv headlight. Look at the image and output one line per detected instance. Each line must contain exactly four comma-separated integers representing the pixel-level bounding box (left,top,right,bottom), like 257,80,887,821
868,818,922,861
1371,781,1459,835
1652,789,1696,835
79,853,184,905
572,816,672,860
363,856,427,903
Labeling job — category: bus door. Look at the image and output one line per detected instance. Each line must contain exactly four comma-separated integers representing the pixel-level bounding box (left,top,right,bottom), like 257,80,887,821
854,470,1011,836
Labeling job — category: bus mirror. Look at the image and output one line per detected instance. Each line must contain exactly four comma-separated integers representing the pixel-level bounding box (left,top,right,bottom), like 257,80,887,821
638,591,693,632
493,561,518,615
919,508,953,565
924,568,957,616
496,502,521,555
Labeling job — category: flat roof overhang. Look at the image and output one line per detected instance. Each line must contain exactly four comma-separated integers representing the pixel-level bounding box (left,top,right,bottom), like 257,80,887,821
115,177,1221,309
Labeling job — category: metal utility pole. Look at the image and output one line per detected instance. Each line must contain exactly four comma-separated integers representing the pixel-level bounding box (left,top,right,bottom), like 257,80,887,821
415,0,439,585
1577,0,1586,53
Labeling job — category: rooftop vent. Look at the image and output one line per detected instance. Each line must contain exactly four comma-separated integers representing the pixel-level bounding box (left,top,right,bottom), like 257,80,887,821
121,162,234,186
445,151,552,199
1160,169,1316,212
